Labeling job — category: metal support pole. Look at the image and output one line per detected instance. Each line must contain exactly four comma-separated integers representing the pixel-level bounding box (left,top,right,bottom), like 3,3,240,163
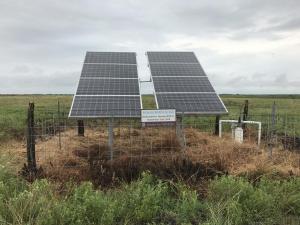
108,117,114,160
176,114,186,150
258,122,261,147
176,116,181,137
215,115,220,135
77,120,84,136
219,120,222,138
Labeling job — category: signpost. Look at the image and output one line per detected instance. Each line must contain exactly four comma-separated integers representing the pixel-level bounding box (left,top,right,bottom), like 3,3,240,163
141,109,176,126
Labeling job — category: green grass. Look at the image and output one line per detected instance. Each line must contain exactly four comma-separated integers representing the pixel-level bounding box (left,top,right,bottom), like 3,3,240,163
0,95,72,141
0,155,300,225
0,94,299,141
221,95,300,117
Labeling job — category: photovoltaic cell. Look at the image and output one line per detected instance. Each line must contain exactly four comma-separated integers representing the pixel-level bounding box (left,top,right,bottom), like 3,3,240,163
153,77,214,93
149,63,205,77
81,64,138,78
147,52,199,63
69,96,141,117
76,78,139,95
156,93,225,114
84,52,136,64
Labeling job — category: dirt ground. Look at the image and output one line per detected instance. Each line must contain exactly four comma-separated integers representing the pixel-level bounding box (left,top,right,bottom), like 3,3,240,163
3,127,300,186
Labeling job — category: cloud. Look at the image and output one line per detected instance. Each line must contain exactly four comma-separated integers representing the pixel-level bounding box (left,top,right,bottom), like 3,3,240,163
1,66,78,94
0,0,299,94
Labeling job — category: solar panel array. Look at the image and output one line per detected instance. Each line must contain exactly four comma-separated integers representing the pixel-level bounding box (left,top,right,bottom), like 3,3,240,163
69,52,141,118
147,51,227,115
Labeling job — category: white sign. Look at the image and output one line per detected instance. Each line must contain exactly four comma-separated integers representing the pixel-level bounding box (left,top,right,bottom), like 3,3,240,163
141,109,176,123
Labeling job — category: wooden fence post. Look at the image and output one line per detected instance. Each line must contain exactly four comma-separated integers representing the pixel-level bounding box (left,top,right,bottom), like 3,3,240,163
77,120,84,136
26,102,36,172
268,102,276,158
58,100,61,150
242,100,249,136
243,100,249,121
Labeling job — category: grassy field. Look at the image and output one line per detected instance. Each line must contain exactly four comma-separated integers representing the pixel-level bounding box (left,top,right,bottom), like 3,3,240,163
0,95,71,140
0,94,299,141
221,95,300,117
0,95,300,224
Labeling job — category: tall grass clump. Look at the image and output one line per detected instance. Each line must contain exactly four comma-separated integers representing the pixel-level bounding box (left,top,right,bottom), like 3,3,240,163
0,155,52,224
0,153,300,225
205,175,300,225
40,172,203,225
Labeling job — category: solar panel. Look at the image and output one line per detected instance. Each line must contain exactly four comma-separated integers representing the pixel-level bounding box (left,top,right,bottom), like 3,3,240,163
148,51,199,63
69,52,141,118
156,93,226,114
76,78,139,95
147,51,227,115
81,64,138,78
84,52,136,64
149,63,205,77
153,77,214,93
69,95,141,117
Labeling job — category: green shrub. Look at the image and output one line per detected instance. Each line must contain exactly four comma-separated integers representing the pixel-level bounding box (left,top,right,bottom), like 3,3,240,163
258,177,300,216
206,175,300,225
202,200,243,225
1,157,300,225
40,172,172,225
172,183,203,224
116,172,171,224
39,182,116,225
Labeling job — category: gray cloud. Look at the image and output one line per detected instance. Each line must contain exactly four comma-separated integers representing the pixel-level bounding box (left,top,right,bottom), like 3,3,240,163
0,0,299,94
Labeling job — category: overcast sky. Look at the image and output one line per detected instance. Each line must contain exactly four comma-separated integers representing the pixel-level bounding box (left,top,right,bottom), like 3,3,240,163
0,0,299,94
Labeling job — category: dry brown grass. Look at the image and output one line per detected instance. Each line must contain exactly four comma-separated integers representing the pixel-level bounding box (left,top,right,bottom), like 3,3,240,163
184,128,300,176
0,140,26,171
3,127,300,184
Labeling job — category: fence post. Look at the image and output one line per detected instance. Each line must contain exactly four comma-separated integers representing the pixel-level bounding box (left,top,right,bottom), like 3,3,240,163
58,100,61,150
214,115,220,135
284,113,287,149
268,102,276,158
77,120,84,136
243,100,249,121
242,100,249,135
26,102,37,173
